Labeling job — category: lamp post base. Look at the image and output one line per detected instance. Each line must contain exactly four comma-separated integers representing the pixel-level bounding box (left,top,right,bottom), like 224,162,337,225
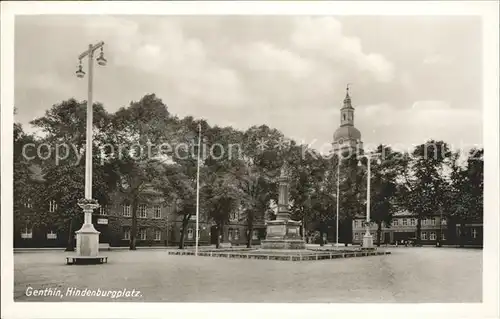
75,224,100,257
72,202,105,262
362,233,374,249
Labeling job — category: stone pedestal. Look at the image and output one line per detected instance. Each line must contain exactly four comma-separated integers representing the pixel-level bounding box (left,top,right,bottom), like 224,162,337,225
362,232,374,249
67,202,107,265
261,219,306,250
76,223,100,257
260,220,306,249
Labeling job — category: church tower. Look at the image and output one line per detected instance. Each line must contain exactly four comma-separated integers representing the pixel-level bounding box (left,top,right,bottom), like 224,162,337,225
332,85,363,154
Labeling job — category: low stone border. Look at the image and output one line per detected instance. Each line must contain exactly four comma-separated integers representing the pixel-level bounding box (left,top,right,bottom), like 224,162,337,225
168,250,390,261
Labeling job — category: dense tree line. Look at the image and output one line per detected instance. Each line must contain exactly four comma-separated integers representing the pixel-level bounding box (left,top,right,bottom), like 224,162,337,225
13,94,483,249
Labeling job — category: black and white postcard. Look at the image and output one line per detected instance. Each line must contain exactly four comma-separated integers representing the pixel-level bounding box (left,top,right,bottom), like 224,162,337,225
1,1,499,319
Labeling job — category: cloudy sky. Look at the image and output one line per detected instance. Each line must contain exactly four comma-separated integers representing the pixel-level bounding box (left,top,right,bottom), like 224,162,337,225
15,15,482,152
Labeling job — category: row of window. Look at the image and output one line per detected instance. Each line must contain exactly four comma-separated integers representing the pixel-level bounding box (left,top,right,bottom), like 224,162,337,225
461,228,479,239
353,231,446,241
122,228,201,241
24,200,58,212
20,228,57,239
227,229,260,240
123,228,161,241
22,200,164,219
122,205,162,218
353,217,446,228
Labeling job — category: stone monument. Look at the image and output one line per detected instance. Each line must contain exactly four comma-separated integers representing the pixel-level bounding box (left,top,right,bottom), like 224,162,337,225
261,163,306,250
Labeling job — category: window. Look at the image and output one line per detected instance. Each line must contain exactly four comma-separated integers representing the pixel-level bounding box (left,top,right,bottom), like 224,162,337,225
421,231,428,240
24,199,33,208
392,219,399,226
228,229,233,241
234,229,240,240
138,228,147,240
123,228,131,240
21,227,32,239
154,229,161,241
410,218,416,226
99,206,107,215
471,228,477,239
123,205,131,217
47,230,57,239
187,228,194,240
354,233,359,240
430,231,436,240
441,218,447,225
153,206,161,219
343,114,346,121
441,232,446,240
49,200,57,212
422,218,427,226
230,210,240,221
252,229,259,240
430,218,436,226
138,205,147,218
402,219,408,226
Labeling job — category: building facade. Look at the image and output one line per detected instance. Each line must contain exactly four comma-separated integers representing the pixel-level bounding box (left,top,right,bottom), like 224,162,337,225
14,183,271,248
352,211,483,247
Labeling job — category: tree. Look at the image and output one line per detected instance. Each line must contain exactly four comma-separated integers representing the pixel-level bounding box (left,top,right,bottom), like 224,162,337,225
202,174,242,248
367,145,399,246
13,123,44,241
447,148,483,246
395,140,452,245
157,163,196,249
29,99,118,251
288,146,329,240
338,152,364,245
110,94,171,250
234,125,287,248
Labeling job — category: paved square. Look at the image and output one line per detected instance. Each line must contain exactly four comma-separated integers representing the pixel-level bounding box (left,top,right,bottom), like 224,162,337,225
14,247,482,302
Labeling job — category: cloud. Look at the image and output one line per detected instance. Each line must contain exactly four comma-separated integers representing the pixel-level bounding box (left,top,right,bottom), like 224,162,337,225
290,17,395,83
356,101,482,150
231,42,313,79
14,16,482,154
423,54,453,65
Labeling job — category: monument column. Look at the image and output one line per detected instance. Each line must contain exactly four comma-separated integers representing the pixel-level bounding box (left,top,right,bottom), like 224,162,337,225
261,163,306,250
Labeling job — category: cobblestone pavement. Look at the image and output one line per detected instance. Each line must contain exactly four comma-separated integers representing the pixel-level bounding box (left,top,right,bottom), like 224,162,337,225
14,247,481,302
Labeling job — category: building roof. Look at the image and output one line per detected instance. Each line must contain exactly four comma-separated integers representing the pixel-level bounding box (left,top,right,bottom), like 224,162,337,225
333,125,361,142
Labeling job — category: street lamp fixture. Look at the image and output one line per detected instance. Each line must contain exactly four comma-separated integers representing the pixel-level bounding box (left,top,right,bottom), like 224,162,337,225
357,152,382,249
96,47,107,66
76,60,85,78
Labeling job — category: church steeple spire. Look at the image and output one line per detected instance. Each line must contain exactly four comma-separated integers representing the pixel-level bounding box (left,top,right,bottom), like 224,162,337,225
332,84,363,153
343,83,353,109
340,84,354,126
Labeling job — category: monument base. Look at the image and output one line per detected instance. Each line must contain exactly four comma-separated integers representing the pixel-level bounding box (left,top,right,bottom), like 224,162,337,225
260,239,306,250
261,219,306,250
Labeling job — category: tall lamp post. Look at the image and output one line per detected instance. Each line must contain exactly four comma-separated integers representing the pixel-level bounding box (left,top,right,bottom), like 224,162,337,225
357,152,381,249
195,123,202,256
335,151,341,247
72,42,107,262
